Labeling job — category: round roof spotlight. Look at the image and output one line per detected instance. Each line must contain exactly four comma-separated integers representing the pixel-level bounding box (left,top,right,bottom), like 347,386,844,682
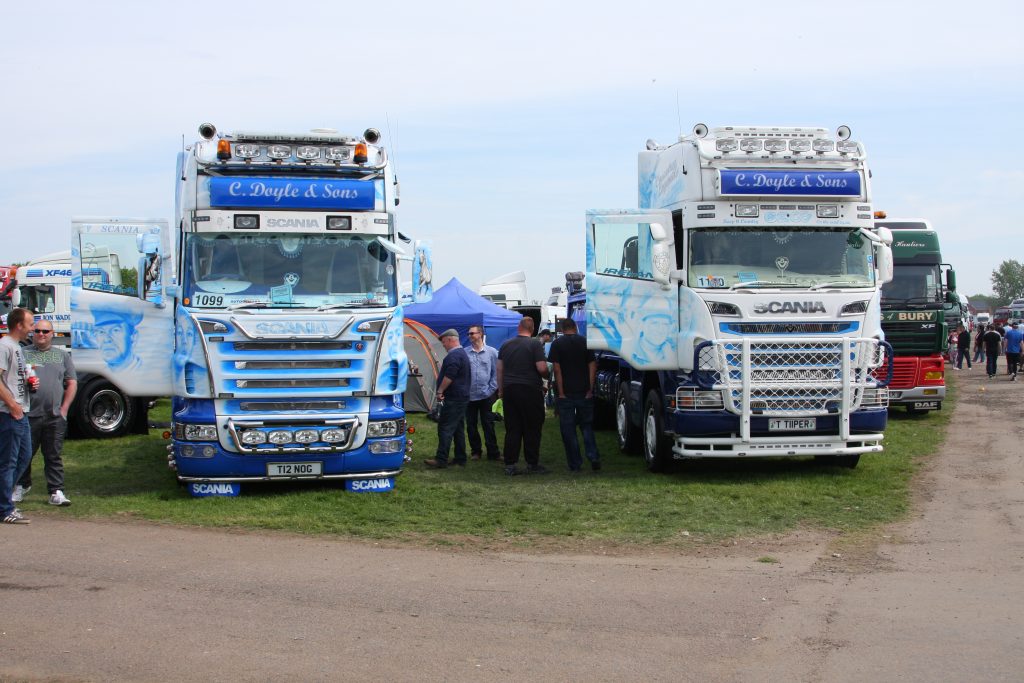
364,128,381,144
836,125,852,141
692,123,709,138
646,139,660,151
198,123,217,140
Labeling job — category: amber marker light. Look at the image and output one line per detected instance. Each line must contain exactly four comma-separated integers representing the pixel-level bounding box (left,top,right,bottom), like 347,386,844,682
217,139,232,160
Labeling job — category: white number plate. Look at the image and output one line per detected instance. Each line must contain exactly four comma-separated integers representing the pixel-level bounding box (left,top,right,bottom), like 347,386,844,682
267,462,322,477
768,418,816,431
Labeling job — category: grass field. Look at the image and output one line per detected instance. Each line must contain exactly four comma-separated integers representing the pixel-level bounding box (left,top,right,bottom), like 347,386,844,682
14,383,953,548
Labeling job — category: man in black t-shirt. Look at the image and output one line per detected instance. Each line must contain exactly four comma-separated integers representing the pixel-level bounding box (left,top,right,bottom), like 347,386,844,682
425,329,471,469
548,318,600,471
497,317,549,475
982,324,1003,378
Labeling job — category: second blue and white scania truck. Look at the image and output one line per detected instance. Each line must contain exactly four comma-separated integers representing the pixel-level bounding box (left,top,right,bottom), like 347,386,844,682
583,124,894,471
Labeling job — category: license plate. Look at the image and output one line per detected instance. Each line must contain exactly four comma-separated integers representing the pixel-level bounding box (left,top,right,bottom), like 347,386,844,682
888,391,903,399
768,418,816,431
267,462,322,477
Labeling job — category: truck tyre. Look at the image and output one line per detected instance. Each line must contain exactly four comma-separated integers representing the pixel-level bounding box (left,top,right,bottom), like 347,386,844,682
73,378,136,439
642,389,672,473
616,382,639,454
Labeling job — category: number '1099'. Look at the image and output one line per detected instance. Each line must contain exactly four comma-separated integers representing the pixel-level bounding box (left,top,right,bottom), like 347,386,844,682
195,294,224,306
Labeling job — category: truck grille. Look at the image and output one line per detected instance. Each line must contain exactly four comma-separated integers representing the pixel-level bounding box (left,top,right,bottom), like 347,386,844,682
695,337,888,416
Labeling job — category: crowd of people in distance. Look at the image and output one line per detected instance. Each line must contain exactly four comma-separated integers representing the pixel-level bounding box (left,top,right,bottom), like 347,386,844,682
950,320,1023,380
426,316,600,476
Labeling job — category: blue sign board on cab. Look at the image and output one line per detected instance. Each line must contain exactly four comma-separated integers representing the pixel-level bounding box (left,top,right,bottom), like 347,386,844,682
188,482,241,497
209,177,375,210
345,477,395,493
719,170,861,197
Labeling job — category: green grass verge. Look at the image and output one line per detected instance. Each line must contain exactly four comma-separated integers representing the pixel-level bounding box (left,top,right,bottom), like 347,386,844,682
16,390,951,546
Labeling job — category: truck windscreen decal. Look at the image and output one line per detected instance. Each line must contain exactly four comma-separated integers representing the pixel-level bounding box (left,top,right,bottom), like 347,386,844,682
719,170,861,197
209,177,376,210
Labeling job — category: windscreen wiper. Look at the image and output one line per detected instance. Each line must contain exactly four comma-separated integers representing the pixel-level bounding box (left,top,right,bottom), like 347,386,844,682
729,281,802,290
316,301,384,312
809,280,872,291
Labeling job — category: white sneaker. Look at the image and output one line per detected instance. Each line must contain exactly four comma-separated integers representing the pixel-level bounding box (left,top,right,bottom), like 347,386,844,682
49,490,72,507
11,485,29,503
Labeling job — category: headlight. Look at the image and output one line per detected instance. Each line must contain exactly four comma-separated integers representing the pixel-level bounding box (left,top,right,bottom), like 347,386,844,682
183,424,219,441
706,301,740,316
367,420,402,438
841,301,869,315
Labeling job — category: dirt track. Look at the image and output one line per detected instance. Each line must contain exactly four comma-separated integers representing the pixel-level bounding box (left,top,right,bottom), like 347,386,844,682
2,365,1022,682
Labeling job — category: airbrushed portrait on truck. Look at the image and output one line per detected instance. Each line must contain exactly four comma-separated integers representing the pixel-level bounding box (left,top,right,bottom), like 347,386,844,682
580,124,895,473
69,123,433,497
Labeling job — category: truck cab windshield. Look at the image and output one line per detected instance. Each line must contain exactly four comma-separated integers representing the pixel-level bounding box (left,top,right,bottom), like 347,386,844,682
183,233,397,309
880,263,943,307
688,227,874,289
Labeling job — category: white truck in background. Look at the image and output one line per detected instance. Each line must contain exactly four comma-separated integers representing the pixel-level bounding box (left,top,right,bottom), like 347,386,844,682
479,270,529,309
14,250,145,438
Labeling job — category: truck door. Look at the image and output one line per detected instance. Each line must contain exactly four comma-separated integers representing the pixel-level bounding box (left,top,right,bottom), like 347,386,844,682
70,218,174,396
586,210,679,370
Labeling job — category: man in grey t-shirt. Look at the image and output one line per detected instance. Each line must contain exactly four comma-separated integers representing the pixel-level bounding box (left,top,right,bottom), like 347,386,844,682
1,307,35,523
14,319,77,507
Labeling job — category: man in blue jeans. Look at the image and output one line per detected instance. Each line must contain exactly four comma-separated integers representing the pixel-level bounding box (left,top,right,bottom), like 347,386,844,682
1003,322,1024,380
424,329,471,469
548,318,600,472
1,307,36,524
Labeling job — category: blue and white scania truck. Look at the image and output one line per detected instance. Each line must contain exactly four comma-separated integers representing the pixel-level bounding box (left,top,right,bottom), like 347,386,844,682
70,124,432,495
583,124,894,471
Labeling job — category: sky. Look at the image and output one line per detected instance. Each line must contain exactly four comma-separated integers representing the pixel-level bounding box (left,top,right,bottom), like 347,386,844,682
2,0,1021,301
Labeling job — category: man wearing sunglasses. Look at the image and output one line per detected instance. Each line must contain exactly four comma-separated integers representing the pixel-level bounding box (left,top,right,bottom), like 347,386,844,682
12,320,77,507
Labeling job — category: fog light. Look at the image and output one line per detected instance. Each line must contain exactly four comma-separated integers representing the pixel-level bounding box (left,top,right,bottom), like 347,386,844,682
201,446,217,458
294,429,319,444
181,445,195,457
369,439,403,454
241,430,267,445
235,143,260,159
322,429,346,443
268,430,292,444
326,146,351,161
267,144,291,159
